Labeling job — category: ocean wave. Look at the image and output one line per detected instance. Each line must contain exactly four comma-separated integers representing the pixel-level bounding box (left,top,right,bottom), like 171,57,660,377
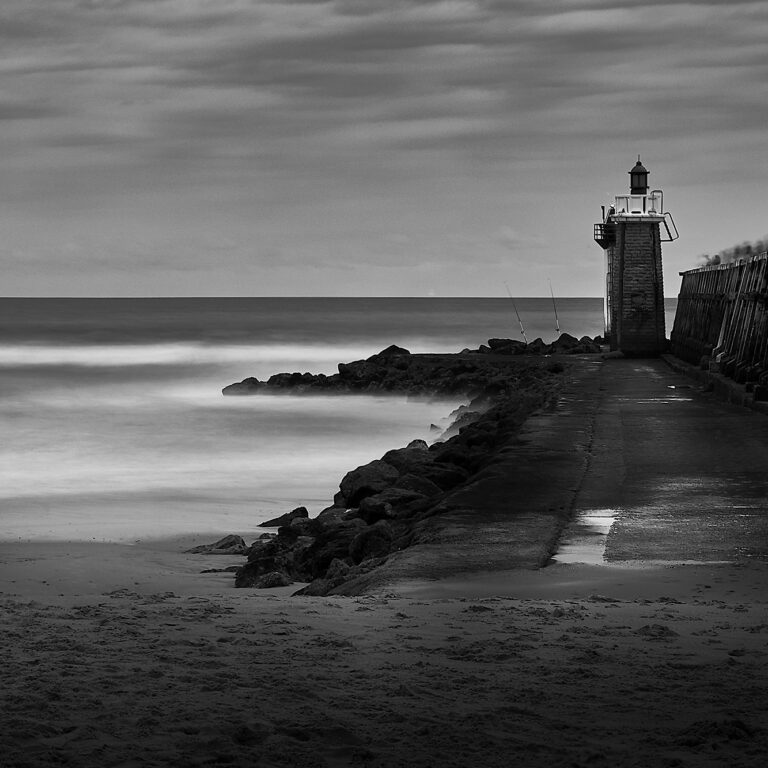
0,342,378,368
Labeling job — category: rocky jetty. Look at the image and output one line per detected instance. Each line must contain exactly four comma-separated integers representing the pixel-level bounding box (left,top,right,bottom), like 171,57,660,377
220,338,600,595
221,335,602,397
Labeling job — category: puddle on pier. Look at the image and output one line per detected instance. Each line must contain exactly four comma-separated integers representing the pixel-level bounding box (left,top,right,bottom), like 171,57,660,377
550,509,616,566
550,506,740,567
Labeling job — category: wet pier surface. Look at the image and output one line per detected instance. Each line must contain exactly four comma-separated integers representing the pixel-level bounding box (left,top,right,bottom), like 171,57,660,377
339,354,768,594
557,356,768,565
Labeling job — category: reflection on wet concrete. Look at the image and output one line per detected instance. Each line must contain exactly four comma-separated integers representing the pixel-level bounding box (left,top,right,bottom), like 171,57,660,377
551,509,615,565
550,358,768,567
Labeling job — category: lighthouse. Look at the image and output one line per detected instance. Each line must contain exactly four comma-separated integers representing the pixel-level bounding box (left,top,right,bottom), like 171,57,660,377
594,157,678,356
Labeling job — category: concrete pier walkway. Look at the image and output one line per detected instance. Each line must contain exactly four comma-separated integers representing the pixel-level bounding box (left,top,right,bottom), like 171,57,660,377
346,354,768,595
570,356,768,564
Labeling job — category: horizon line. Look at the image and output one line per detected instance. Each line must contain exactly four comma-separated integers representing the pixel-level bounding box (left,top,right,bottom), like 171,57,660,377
2,294,623,300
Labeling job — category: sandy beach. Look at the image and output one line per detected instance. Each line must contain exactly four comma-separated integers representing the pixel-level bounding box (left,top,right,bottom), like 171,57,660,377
2,537,768,768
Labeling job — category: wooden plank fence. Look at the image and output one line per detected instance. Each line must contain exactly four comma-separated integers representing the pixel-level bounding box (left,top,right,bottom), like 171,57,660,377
670,252,768,388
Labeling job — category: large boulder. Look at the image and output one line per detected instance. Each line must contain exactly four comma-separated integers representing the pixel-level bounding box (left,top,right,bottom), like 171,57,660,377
294,519,367,579
349,520,394,564
380,447,433,475
337,459,400,507
296,557,353,595
550,332,580,352
254,571,292,589
266,371,320,389
367,345,410,360
379,445,469,490
294,557,386,597
487,338,526,355
392,473,443,498
222,378,262,395
525,337,552,355
184,534,248,555
281,516,323,539
235,535,314,586
315,505,356,525
565,336,602,354
430,443,474,471
259,506,309,528
357,488,426,524
421,462,470,490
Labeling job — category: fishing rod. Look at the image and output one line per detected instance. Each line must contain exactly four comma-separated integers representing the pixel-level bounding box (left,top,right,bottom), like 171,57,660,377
504,281,528,344
549,278,561,335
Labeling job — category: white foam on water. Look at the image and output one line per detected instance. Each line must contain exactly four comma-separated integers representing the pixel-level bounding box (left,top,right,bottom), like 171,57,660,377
0,391,458,542
0,342,376,369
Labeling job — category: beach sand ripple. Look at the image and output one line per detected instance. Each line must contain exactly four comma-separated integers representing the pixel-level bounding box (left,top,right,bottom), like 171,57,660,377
3,559,768,768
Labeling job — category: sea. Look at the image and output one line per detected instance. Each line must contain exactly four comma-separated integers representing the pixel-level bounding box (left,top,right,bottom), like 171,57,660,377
0,297,677,543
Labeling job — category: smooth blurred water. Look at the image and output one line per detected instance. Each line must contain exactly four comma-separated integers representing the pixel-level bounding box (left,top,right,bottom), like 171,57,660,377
0,297,661,543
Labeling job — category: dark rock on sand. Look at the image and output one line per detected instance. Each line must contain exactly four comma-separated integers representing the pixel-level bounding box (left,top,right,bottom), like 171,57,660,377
185,534,248,555
292,556,385,596
325,556,352,581
253,571,293,589
259,506,309,528
293,519,367,580
234,535,313,587
336,460,400,507
236,505,373,586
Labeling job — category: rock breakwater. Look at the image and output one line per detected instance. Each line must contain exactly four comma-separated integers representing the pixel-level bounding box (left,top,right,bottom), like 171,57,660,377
222,335,602,397
219,337,601,595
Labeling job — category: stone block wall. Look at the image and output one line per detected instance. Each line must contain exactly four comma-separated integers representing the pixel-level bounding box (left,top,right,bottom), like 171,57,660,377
607,220,666,356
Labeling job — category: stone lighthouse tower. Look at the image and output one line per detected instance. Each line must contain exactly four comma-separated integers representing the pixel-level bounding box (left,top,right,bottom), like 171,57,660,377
594,157,678,356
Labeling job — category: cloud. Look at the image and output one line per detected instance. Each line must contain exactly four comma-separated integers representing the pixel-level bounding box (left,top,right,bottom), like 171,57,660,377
6,0,767,160
2,0,768,294
0,100,61,120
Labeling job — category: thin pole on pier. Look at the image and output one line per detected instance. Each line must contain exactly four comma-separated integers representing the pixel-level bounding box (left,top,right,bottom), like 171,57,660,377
549,279,561,336
504,281,528,344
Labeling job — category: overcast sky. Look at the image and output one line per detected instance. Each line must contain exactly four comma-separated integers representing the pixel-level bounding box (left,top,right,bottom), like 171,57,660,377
2,0,767,297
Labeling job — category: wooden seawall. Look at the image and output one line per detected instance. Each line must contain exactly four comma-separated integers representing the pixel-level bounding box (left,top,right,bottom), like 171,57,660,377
671,252,768,390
